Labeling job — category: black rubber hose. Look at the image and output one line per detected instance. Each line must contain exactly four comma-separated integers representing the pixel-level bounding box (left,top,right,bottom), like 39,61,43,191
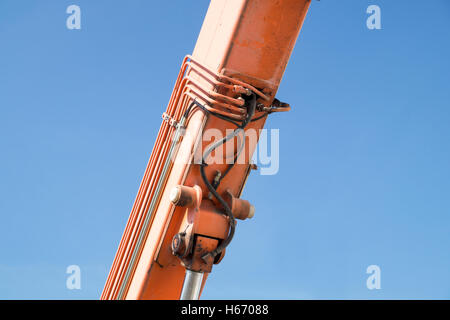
200,93,257,260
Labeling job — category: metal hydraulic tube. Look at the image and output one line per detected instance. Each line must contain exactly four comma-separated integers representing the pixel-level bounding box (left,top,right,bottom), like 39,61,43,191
180,270,204,300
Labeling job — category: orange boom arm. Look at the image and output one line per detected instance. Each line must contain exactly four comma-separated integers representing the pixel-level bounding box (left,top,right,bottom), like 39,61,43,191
102,0,311,300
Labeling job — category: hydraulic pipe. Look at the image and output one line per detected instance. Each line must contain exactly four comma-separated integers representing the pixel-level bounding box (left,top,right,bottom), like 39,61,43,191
180,270,204,300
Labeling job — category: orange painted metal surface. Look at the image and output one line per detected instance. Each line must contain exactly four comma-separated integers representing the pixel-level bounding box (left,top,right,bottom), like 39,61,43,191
102,0,311,300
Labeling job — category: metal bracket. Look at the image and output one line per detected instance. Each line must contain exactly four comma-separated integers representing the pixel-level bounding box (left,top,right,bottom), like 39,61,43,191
162,112,179,128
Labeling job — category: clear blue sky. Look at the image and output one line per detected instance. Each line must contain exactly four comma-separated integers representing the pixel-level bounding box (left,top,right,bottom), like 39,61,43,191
1,0,449,299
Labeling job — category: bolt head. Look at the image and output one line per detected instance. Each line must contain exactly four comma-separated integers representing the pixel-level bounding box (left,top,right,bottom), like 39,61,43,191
171,233,186,256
